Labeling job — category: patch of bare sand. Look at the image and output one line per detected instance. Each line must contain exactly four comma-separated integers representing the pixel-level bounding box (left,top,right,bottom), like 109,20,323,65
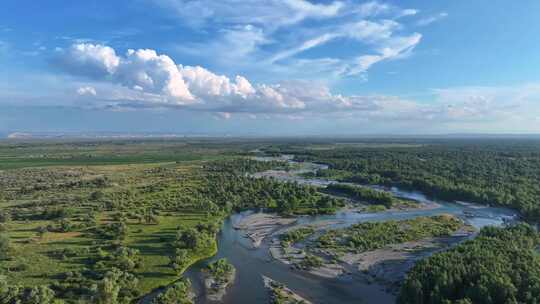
203,268,236,302
233,213,296,247
269,220,347,279
308,262,345,279
340,231,474,288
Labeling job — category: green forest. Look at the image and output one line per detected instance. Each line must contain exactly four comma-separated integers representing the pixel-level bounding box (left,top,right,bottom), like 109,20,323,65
0,138,539,303
324,183,395,207
399,223,540,304
289,140,540,219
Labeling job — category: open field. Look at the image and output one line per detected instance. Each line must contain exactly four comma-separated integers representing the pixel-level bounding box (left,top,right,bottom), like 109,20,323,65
0,140,251,303
0,160,224,299
0,139,243,170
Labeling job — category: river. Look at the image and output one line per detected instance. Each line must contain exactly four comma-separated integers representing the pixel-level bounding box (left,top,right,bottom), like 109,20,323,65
155,156,518,304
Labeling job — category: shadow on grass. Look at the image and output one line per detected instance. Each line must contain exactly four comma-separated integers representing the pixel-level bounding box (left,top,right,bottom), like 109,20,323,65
139,271,174,279
129,244,171,256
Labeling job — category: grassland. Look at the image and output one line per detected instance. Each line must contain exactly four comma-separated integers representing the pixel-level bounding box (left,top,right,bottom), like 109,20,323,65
0,139,345,303
0,139,238,170
0,140,245,303
0,162,223,297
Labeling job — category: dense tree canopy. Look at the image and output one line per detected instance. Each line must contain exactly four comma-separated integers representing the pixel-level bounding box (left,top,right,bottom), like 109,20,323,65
399,223,540,304
291,141,540,219
201,171,345,215
151,278,193,304
325,183,395,207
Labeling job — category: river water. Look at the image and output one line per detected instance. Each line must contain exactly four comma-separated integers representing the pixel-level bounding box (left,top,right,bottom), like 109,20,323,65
180,157,517,304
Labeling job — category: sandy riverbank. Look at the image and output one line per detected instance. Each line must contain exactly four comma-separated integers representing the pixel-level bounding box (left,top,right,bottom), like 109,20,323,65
269,217,475,292
343,238,448,284
233,213,297,247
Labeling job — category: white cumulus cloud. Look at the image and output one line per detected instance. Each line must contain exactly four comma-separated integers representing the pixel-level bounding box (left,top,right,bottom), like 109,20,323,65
115,48,194,103
58,44,194,104
56,43,423,115
56,44,314,111
58,44,120,77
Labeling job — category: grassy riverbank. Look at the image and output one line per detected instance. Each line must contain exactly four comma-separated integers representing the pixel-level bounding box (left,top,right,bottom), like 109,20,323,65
0,140,342,303
0,162,225,297
0,141,241,303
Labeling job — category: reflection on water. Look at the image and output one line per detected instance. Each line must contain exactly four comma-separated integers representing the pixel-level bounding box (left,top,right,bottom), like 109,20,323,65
183,157,517,304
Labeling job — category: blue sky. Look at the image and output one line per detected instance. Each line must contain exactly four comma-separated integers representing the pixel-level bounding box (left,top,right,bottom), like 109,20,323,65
1,0,540,135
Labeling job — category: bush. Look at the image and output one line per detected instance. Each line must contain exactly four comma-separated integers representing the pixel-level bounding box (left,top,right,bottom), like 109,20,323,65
206,259,235,282
152,278,193,304
298,254,323,270
0,210,11,223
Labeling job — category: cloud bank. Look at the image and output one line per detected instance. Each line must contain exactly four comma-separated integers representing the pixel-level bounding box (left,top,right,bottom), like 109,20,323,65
54,43,540,127
56,43,367,113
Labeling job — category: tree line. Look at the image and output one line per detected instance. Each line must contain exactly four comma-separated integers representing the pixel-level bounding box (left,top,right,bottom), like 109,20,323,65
291,141,540,219
398,223,540,304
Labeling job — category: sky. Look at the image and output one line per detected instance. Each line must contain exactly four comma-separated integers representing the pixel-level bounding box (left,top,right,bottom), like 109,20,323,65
1,0,540,135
